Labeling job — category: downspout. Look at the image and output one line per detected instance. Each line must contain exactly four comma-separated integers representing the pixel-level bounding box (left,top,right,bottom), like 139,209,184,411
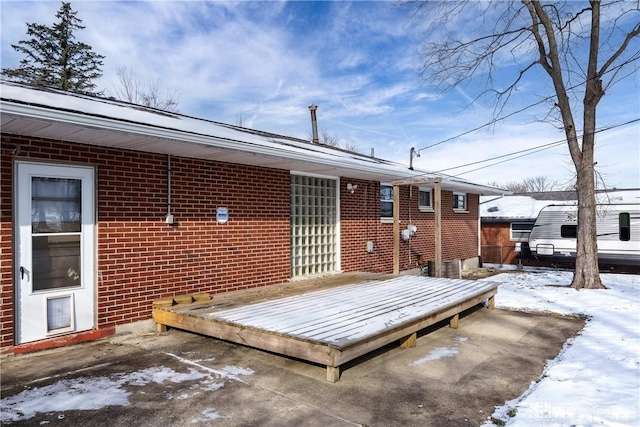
478,214,482,267
408,186,413,265
165,154,175,225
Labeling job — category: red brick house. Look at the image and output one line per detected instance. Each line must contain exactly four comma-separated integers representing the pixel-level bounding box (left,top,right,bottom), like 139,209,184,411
1,81,502,354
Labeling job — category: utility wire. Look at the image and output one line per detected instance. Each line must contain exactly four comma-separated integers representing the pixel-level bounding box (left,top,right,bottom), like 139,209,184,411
450,143,566,176
417,96,551,151
416,66,629,153
435,117,639,176
435,140,565,173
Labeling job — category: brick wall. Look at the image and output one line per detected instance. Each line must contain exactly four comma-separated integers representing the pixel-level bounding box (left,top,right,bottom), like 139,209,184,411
340,182,480,272
0,138,13,351
1,135,291,351
1,135,483,352
480,222,517,264
481,221,544,266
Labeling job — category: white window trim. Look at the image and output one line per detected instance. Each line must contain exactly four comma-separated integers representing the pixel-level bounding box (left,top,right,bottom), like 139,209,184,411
380,182,394,222
510,222,534,242
418,187,433,212
453,192,468,212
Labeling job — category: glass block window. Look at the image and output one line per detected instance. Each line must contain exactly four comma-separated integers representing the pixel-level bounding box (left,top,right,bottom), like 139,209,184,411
290,175,337,277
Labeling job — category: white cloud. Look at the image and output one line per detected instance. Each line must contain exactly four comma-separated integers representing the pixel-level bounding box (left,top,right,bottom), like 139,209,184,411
2,1,638,188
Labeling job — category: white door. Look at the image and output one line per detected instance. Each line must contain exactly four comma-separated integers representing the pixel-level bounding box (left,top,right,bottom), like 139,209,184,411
16,162,95,344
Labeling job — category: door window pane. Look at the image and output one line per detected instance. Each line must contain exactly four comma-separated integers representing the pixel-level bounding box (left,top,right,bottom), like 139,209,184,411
32,178,81,233
32,235,81,291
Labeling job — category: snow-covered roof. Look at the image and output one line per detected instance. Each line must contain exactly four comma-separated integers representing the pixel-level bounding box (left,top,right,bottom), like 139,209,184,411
480,195,574,220
480,189,640,220
0,81,503,195
596,189,640,204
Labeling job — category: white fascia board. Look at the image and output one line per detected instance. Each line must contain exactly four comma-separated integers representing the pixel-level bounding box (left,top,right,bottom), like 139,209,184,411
0,100,413,180
440,179,505,196
1,96,504,195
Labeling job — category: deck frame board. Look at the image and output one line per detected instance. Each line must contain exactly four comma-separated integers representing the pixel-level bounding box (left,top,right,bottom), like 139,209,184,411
153,276,498,382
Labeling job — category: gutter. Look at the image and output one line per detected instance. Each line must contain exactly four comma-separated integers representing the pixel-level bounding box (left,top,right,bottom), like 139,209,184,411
1,97,505,196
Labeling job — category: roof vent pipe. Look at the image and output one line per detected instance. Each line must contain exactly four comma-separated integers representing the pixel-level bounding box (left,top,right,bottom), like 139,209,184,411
309,104,319,144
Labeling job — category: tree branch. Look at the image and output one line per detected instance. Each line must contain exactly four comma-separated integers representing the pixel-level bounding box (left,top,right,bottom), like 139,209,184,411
598,21,640,78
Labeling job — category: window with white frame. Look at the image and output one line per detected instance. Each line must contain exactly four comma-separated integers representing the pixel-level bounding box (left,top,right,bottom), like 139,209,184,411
418,187,433,211
380,184,393,219
453,192,467,211
510,222,534,241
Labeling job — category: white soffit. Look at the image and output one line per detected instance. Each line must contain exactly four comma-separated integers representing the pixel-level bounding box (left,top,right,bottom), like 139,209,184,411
1,82,504,194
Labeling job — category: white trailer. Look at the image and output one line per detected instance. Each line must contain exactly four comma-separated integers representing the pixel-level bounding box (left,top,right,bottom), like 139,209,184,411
527,204,640,266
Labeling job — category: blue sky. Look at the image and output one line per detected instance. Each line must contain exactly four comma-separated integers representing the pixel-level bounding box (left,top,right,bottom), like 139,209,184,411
2,1,639,189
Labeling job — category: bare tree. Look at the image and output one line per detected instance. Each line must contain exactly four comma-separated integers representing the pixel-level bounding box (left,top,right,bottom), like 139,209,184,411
308,129,361,153
319,129,341,147
343,141,360,153
108,66,179,112
487,180,530,193
523,176,559,192
413,1,640,289
489,175,560,192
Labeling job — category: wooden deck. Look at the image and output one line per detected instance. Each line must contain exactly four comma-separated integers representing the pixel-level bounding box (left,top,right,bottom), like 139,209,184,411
152,276,499,382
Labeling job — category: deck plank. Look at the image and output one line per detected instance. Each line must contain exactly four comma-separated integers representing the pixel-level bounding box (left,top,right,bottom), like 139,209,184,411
206,277,494,344
153,276,499,381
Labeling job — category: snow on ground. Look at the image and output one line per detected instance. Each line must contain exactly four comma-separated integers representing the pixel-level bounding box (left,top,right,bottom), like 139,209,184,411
1,268,638,426
482,267,640,427
0,356,253,424
410,337,468,366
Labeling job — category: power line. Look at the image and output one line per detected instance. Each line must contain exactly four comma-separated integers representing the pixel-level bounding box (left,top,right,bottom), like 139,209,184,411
416,66,629,153
435,117,640,176
435,140,564,173
417,96,551,152
449,142,566,176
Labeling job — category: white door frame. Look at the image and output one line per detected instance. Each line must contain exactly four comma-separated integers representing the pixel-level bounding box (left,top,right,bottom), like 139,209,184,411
15,161,96,344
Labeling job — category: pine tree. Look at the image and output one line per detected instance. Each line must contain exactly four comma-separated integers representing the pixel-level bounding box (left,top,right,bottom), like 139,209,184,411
2,2,105,95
